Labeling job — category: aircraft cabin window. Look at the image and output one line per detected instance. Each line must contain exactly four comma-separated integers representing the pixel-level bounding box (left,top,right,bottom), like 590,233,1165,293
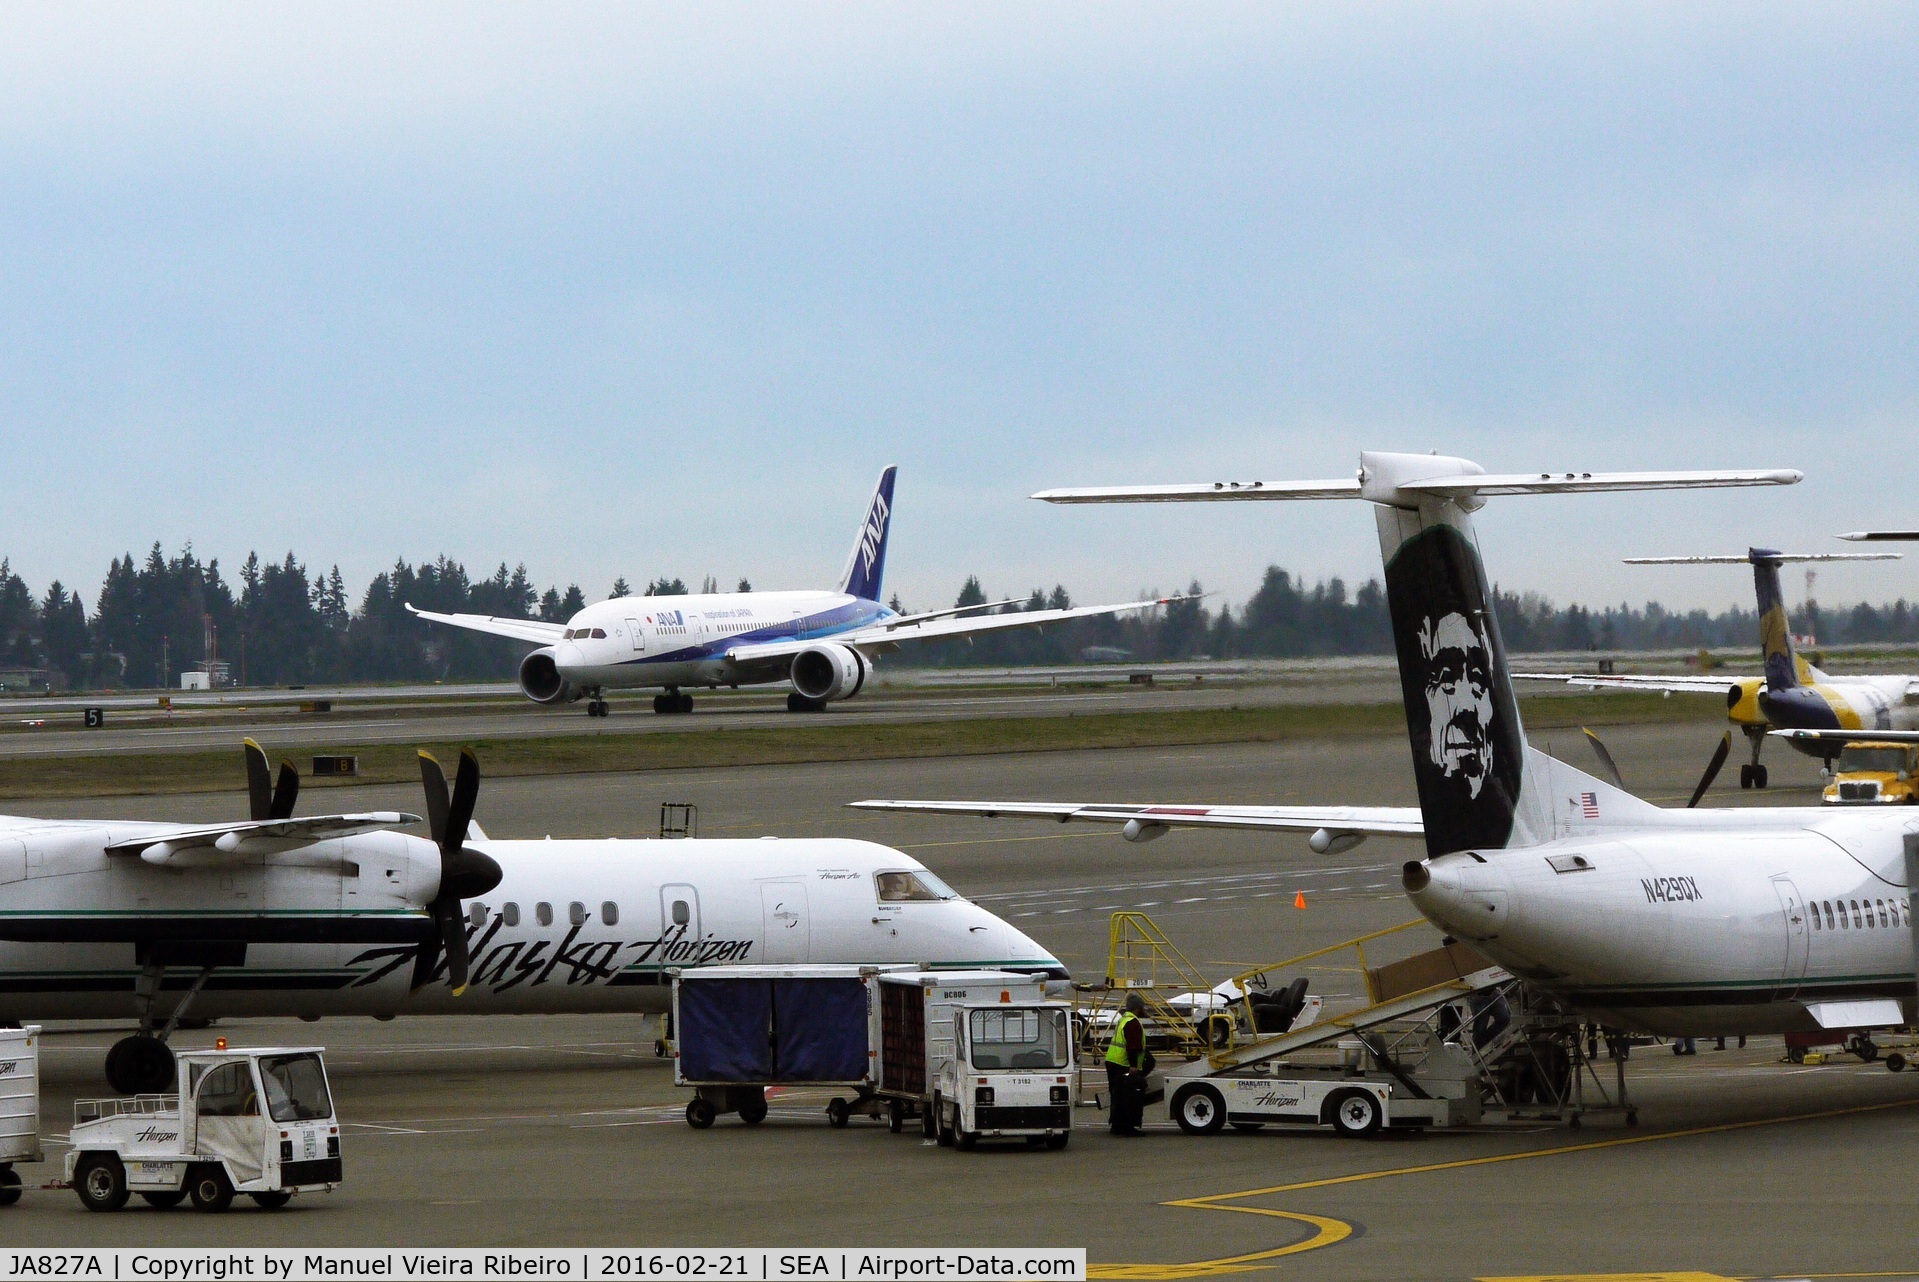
536,902,553,927
1822,902,1833,931
569,901,588,926
1811,906,1821,931
1878,900,1889,928
502,903,520,927
1850,900,1861,929
671,899,690,926
602,901,618,926
876,870,959,903
469,903,488,928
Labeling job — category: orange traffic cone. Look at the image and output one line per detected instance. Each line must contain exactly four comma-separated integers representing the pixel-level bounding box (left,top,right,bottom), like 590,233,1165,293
1293,891,1307,909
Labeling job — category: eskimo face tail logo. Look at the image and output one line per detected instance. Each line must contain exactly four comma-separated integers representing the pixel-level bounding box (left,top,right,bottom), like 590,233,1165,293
1385,523,1525,857
1418,612,1495,798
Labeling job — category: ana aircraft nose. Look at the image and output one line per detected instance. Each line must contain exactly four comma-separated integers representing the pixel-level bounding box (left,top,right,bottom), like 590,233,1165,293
1402,854,1512,943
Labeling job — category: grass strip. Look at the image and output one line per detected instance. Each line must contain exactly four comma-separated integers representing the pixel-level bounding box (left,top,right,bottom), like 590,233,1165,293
0,691,1714,801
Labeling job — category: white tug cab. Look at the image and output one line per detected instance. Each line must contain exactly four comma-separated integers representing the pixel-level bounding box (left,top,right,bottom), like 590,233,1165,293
65,1044,342,1213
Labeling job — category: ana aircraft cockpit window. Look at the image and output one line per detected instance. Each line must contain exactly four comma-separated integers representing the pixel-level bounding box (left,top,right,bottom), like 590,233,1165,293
591,628,607,638
876,870,958,902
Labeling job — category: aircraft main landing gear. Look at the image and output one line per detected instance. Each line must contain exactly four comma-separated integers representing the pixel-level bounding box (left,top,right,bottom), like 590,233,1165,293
587,699,610,718
653,691,694,715
1739,727,1768,789
106,956,221,1094
786,692,827,713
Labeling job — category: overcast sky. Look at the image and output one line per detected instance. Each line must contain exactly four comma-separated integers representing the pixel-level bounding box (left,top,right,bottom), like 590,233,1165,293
3,4,1916,617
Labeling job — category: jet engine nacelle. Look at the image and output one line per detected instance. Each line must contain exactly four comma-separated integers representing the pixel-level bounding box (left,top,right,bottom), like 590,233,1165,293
518,647,581,705
789,643,869,703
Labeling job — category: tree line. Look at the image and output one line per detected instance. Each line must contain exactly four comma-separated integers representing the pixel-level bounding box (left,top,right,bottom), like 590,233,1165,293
0,546,1915,691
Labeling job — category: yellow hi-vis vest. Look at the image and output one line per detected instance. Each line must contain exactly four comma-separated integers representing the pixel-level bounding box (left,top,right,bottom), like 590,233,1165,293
1106,1010,1143,1070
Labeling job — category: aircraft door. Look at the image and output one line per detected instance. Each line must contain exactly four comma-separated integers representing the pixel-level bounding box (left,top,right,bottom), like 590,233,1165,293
1771,875,1809,998
626,618,645,654
759,881,809,964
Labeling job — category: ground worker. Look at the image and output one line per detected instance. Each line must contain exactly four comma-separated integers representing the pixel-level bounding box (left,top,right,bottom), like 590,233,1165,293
1105,991,1148,1135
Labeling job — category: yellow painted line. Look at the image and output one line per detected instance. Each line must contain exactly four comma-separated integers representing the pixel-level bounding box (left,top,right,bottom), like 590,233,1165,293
1478,1275,1735,1282
1091,1096,1919,1281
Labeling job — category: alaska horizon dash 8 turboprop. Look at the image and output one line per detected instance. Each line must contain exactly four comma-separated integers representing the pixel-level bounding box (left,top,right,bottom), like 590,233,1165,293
1514,547,1910,790
409,466,1175,717
0,742,1064,1095
859,454,1919,1040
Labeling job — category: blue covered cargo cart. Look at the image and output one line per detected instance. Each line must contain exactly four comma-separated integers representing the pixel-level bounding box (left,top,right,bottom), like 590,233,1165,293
672,965,892,1128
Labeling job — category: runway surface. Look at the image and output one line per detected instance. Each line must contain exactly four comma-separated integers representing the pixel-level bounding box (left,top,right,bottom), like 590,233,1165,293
4,724,1915,1279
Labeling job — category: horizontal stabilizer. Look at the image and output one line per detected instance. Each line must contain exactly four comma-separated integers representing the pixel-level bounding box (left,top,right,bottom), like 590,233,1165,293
1624,553,1898,565
1839,531,1919,542
1771,728,1919,746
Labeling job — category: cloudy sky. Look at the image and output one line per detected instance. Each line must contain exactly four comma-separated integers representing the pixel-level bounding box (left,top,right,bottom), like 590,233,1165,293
2,4,1916,616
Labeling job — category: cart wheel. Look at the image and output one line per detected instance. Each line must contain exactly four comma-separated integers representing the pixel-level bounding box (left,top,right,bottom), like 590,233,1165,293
738,1091,768,1125
250,1192,292,1210
187,1165,234,1213
0,1166,21,1207
888,1101,905,1133
1203,1015,1234,1049
922,1105,937,1140
1045,1133,1069,1151
74,1153,130,1213
1172,1085,1227,1135
140,1191,185,1209
1855,1039,1879,1064
1328,1090,1383,1138
653,1040,669,1059
1625,1110,1640,1128
1787,1046,1805,1064
955,1123,978,1152
1567,1113,1582,1131
1887,1052,1906,1073
934,1095,954,1147
685,1098,717,1129
826,1098,851,1129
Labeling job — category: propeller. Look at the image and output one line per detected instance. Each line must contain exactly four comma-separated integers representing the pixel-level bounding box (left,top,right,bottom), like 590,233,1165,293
410,749,503,995
242,739,300,820
1580,727,1626,792
1687,732,1733,809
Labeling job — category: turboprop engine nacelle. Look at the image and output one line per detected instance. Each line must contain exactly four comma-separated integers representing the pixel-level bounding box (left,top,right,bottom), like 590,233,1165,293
518,647,581,705
790,643,869,703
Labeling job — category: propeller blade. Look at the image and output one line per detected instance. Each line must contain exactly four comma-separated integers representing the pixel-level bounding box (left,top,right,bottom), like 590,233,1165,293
408,925,444,994
441,900,472,996
1688,732,1733,808
269,761,300,820
1581,727,1626,792
243,739,272,822
444,749,481,853
418,751,450,845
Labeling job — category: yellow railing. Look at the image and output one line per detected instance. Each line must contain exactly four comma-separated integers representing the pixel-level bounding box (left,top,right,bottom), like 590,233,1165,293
1090,912,1217,1059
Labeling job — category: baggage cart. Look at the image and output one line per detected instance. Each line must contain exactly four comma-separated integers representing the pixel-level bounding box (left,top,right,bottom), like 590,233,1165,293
672,964,903,1128
0,1026,40,1206
931,1000,1076,1150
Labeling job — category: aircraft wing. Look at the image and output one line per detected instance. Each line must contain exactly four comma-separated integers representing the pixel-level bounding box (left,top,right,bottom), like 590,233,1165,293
1771,729,1919,746
406,604,567,646
106,813,422,861
725,596,1184,665
847,799,1423,839
1513,672,1741,694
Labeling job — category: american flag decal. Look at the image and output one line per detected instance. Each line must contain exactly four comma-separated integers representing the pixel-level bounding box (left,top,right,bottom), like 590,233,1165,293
1580,792,1600,819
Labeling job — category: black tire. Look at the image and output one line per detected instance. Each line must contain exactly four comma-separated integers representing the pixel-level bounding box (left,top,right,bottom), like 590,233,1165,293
934,1095,954,1146
1044,1133,1069,1151
1887,1052,1906,1073
1328,1090,1383,1138
250,1192,292,1210
187,1165,234,1213
140,1191,186,1209
1855,1039,1879,1064
825,1098,850,1129
685,1098,717,1129
955,1122,978,1151
1739,764,1753,789
922,1105,938,1139
0,1166,20,1207
1753,764,1769,789
888,1101,905,1133
652,696,669,715
677,694,694,714
105,1035,175,1095
74,1154,130,1213
1171,1085,1227,1135
1203,1015,1234,1049
737,1089,768,1125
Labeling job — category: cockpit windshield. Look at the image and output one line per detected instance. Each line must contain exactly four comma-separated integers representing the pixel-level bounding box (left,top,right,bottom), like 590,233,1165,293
967,1008,1070,1070
876,870,959,902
